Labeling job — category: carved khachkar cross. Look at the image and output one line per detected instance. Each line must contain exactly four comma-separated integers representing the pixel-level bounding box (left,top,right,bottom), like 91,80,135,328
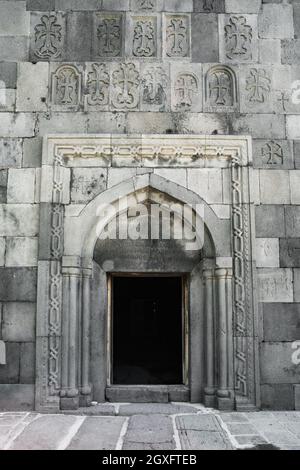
112,63,140,109
225,16,252,60
166,18,188,57
142,66,168,105
139,0,155,9
87,63,110,106
55,67,79,105
261,141,283,165
203,0,214,11
209,71,232,106
175,74,198,108
34,14,63,59
246,68,271,103
133,20,155,57
97,18,121,56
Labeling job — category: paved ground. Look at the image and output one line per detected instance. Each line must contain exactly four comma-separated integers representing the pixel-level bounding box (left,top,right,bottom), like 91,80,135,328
1,404,300,450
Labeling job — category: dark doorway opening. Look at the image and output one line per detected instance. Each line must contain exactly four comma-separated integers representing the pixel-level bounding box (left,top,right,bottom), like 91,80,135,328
112,276,183,385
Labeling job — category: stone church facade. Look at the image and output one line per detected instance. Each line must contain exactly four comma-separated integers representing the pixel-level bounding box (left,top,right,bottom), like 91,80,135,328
0,0,300,412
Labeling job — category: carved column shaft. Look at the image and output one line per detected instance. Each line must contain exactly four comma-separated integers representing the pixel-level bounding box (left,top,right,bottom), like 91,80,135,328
80,260,93,407
203,269,216,407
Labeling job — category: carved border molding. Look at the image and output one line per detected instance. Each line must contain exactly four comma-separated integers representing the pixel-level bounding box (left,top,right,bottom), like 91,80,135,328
36,134,257,411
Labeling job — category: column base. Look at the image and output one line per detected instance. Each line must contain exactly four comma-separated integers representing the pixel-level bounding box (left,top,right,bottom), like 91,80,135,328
217,396,235,411
204,388,216,408
60,396,79,410
79,394,92,407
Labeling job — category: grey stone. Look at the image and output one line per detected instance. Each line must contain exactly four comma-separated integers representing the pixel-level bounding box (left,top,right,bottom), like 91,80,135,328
55,0,101,9
0,139,22,169
0,204,39,237
37,112,88,135
71,168,107,203
177,414,220,431
259,4,294,39
0,268,37,302
0,113,35,138
20,343,35,384
0,384,34,411
286,206,300,238
194,0,224,13
256,238,279,268
226,422,257,435
123,414,175,449
294,269,300,302
0,342,20,384
260,342,300,384
106,386,169,403
0,62,17,89
0,1,30,36
29,12,66,62
0,37,29,61
253,140,294,170
235,435,268,446
23,138,42,168
263,303,300,341
179,428,231,450
295,141,300,170
257,268,293,302
259,170,290,204
290,171,300,204
287,116,300,140
280,239,300,268
219,14,258,64
67,416,126,450
0,170,7,203
7,169,36,203
294,4,300,39
27,0,55,10
9,415,79,450
259,39,281,64
255,205,285,238
164,0,193,11
16,62,48,112
225,0,261,14
0,238,4,266
295,385,300,411
282,39,300,65
118,403,197,415
102,0,130,10
170,63,202,112
65,12,93,61
2,302,36,342
229,114,285,139
191,14,219,63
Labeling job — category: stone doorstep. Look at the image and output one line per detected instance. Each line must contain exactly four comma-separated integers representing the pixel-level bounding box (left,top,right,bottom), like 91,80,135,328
105,385,190,403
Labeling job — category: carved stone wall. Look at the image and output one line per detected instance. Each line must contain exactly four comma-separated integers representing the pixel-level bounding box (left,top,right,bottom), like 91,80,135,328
0,1,300,412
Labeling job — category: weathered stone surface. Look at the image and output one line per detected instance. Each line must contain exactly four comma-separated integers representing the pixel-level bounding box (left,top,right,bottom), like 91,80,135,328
229,114,285,139
23,138,42,168
16,63,48,112
295,385,300,411
255,205,285,238
290,171,300,204
263,303,300,342
0,113,35,138
171,63,202,112
7,169,36,203
287,116,300,140
259,170,290,204
188,169,223,204
253,140,293,170
294,4,300,40
5,237,38,267
164,0,193,11
0,268,37,302
191,14,219,62
256,238,279,268
219,14,258,63
260,342,300,384
55,0,101,9
261,384,295,411
0,384,34,411
280,239,300,268
20,343,35,384
294,269,300,302
0,342,20,383
258,268,293,302
2,302,35,342
0,204,39,237
67,416,126,450
177,415,232,450
30,12,66,62
194,0,224,13
0,139,22,168
102,0,130,10
66,12,93,61
295,141,300,170
0,1,29,36
106,386,169,403
0,37,29,61
259,39,281,64
282,39,300,65
0,238,4,266
225,0,261,14
0,170,7,203
71,168,107,203
259,4,294,39
123,414,175,449
239,66,273,114
0,62,17,89
27,0,55,10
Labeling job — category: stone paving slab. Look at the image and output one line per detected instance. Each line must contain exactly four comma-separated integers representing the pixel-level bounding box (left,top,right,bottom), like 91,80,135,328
123,414,175,450
176,415,233,450
67,417,126,450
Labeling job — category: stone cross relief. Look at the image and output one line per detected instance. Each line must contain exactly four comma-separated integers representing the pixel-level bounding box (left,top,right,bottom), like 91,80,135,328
225,16,253,60
133,20,156,57
175,73,198,109
138,0,155,9
97,17,122,57
203,0,214,12
112,63,140,109
34,14,63,59
54,66,80,106
246,68,271,104
87,63,110,107
166,18,188,57
209,71,233,106
142,66,168,105
261,141,284,166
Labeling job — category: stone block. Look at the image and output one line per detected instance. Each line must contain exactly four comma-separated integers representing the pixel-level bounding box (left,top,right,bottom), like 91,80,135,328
194,0,224,13
131,0,163,11
0,37,29,61
294,269,300,302
287,116,300,140
294,4,300,39
0,204,39,237
0,170,7,203
187,169,223,204
225,0,261,14
256,238,279,268
280,239,300,268
108,168,136,188
259,39,281,64
37,112,88,135
259,4,294,39
103,0,129,9
65,12,93,61
0,384,34,411
282,39,300,65
255,205,285,238
92,12,124,59
0,113,35,138
260,342,300,384
164,0,193,11
16,62,48,112
230,114,285,139
295,385,300,411
0,267,37,302
0,89,16,112
257,268,293,302
0,342,20,384
30,12,66,62
88,112,127,134
2,302,36,342
163,14,191,60
27,0,55,10
71,168,107,203
55,0,101,9
126,13,161,59
20,343,35,384
5,237,38,267
263,303,300,341
191,13,219,62
170,63,202,112
252,140,294,170
7,168,36,203
106,386,168,403
261,384,294,411
0,139,22,169
0,238,4,266
295,141,300,169
259,170,290,204
23,137,42,168
290,171,300,204
0,62,17,89
140,62,170,112
286,206,300,238
219,14,258,63
154,169,187,187
239,65,274,114
0,1,30,36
